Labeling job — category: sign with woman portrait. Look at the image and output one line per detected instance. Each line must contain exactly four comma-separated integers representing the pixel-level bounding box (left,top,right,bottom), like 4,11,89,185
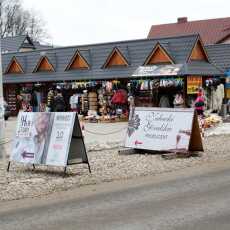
10,112,89,169
11,112,52,164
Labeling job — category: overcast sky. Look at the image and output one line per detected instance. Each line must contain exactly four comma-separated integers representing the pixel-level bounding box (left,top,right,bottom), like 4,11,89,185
23,0,229,46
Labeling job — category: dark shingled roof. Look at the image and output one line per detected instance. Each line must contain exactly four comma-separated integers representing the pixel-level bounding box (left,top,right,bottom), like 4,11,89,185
2,34,223,84
148,17,230,45
1,35,35,53
206,43,230,72
33,41,54,50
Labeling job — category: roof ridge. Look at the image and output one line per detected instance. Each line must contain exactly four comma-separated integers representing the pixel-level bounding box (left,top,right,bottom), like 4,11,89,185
205,43,230,47
151,17,230,27
2,34,199,56
1,34,27,40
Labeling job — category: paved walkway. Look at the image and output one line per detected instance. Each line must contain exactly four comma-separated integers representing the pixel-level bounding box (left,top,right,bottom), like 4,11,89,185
1,118,230,201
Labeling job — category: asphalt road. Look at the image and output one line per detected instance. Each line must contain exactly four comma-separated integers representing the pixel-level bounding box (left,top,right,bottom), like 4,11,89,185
1,160,230,230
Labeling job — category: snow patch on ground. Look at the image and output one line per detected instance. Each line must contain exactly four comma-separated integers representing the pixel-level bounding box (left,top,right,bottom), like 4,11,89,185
206,123,230,137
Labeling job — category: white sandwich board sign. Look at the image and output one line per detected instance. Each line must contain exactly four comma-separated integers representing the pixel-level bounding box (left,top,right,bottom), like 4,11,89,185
8,112,91,173
125,107,203,152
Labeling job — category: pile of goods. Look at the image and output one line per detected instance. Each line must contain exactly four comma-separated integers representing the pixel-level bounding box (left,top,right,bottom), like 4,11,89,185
203,114,222,129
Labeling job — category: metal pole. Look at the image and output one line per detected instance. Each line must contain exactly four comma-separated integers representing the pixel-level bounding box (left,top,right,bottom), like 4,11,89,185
0,30,4,158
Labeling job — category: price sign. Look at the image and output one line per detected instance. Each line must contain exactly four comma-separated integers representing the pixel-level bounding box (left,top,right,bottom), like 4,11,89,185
45,113,76,166
187,76,202,94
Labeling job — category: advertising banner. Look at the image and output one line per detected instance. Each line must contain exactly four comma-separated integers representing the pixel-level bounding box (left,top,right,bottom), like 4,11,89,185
11,112,53,164
132,64,182,77
10,112,89,169
125,107,203,152
187,76,202,94
46,113,75,166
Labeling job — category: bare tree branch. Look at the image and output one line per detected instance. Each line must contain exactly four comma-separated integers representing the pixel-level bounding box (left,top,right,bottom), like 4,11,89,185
0,0,49,42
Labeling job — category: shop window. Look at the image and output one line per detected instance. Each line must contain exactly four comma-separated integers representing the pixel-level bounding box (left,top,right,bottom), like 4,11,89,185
5,57,24,74
144,44,173,65
103,47,128,68
188,39,209,62
33,56,55,72
66,51,90,70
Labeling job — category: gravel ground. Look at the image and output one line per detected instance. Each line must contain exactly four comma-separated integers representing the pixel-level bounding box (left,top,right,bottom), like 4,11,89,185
0,134,230,201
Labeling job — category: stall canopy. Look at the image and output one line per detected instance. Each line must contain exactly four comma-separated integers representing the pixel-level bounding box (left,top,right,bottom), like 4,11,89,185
132,64,183,77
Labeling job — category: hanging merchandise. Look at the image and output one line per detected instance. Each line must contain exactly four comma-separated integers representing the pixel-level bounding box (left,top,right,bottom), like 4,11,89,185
112,80,121,90
81,90,89,115
159,95,170,108
111,89,127,105
106,81,113,92
205,77,221,88
69,92,80,111
152,79,160,88
175,78,184,87
216,83,225,112
173,93,184,108
160,78,184,88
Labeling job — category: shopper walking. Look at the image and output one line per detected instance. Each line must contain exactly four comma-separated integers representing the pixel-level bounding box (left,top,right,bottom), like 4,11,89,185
194,88,205,116
52,88,66,112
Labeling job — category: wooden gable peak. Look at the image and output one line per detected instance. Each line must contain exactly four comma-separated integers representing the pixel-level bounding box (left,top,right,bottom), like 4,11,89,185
103,47,128,68
34,56,54,72
66,50,89,70
144,43,174,65
5,57,23,74
188,39,209,62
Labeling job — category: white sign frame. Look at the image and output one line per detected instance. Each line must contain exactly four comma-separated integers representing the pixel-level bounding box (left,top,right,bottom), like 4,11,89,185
8,112,91,174
125,107,203,152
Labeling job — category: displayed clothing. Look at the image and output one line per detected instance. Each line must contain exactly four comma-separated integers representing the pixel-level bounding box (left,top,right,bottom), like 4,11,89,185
216,84,225,112
111,89,127,105
47,90,54,108
81,91,89,114
35,91,42,112
159,95,170,108
173,94,184,108
128,95,135,112
209,84,224,112
69,94,79,109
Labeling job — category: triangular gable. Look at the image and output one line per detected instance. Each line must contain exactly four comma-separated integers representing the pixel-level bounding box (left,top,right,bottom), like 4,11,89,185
33,56,55,72
66,50,90,70
103,47,129,68
188,39,209,62
5,57,24,74
22,35,34,46
144,43,174,65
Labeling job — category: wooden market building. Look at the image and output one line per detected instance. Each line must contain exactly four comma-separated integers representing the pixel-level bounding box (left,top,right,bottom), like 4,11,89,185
2,34,224,115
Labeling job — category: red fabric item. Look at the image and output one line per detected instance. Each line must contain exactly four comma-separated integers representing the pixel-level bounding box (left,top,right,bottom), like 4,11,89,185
111,90,127,104
195,96,204,111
